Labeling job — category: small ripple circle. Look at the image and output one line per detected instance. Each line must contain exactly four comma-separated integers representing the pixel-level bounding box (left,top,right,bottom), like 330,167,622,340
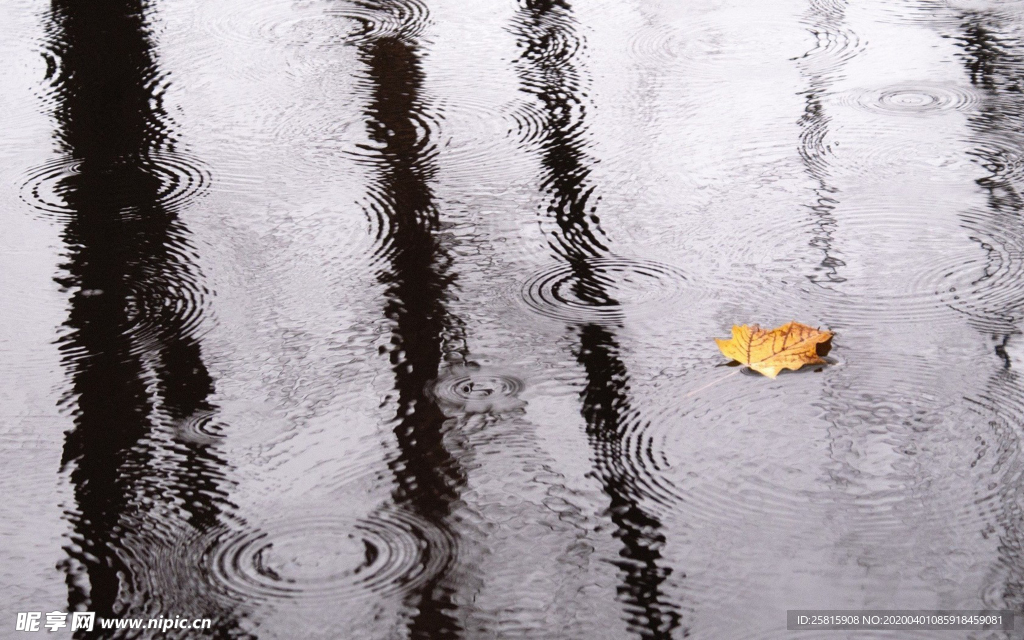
430,366,527,414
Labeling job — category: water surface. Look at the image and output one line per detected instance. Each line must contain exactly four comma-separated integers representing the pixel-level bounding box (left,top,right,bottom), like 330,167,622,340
4,0,1024,637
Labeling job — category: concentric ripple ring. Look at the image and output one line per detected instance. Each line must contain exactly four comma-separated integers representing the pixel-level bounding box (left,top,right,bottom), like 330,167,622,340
838,84,979,116
430,366,527,415
201,511,455,603
19,150,211,218
519,257,692,324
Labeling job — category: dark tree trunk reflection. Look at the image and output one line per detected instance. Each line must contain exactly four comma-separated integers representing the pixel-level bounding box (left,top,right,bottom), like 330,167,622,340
45,0,239,635
510,1,684,636
953,6,1024,616
795,1,848,287
356,3,466,637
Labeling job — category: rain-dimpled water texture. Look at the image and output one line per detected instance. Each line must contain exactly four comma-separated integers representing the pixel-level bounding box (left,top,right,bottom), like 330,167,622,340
5,0,1024,638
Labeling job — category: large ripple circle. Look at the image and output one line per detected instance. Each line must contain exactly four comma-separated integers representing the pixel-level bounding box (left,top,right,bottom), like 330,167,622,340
519,257,692,324
198,0,430,48
201,511,455,603
838,84,979,116
19,151,210,218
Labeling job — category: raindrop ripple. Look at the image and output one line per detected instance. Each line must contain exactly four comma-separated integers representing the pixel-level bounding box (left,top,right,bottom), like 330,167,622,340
519,257,692,324
201,511,455,603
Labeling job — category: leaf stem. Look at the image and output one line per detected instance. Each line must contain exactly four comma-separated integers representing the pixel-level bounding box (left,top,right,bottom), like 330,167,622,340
683,368,743,398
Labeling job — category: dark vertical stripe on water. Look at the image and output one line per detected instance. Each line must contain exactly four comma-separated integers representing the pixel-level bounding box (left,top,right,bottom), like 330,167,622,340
575,326,684,639
511,0,608,264
356,3,465,637
44,0,237,635
951,11,1024,336
796,2,847,286
952,8,1024,613
509,2,684,637
961,17,1024,224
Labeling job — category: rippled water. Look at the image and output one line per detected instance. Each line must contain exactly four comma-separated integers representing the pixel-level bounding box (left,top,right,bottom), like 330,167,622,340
4,0,1024,637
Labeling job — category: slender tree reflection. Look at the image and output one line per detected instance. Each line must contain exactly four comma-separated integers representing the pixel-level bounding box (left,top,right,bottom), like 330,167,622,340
45,0,238,635
795,1,848,286
953,7,1024,614
510,1,683,636
952,12,1024,337
356,3,466,637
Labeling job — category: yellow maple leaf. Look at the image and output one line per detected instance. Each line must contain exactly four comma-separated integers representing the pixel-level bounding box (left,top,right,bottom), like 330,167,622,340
714,321,833,378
